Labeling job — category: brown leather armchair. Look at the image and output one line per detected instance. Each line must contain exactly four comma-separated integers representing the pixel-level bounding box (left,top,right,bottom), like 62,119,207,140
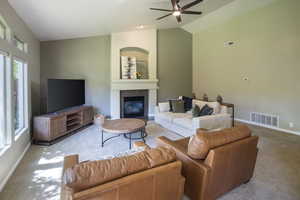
156,125,259,200
61,144,185,200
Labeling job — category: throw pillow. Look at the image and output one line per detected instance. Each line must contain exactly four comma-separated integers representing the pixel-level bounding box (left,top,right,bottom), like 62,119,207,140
158,102,170,112
182,96,193,111
168,99,178,112
171,100,185,113
206,101,221,114
192,100,221,114
199,104,214,116
192,105,201,117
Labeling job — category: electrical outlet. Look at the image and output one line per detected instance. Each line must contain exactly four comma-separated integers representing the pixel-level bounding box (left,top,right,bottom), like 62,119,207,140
289,122,294,128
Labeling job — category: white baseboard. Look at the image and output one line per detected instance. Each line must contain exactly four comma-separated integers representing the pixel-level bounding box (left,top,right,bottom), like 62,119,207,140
0,142,31,192
235,118,300,136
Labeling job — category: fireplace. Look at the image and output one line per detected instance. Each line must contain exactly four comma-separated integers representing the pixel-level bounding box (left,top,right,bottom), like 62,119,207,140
120,90,148,119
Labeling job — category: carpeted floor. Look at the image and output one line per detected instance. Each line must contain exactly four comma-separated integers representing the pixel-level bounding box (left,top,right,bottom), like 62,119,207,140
0,121,299,200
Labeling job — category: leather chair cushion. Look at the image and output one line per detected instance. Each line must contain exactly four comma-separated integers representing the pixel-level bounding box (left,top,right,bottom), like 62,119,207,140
62,146,176,192
188,125,251,159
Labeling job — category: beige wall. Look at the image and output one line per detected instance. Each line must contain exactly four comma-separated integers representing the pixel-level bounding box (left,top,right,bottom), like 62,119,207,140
0,0,40,190
41,36,111,115
158,28,193,102
192,0,300,132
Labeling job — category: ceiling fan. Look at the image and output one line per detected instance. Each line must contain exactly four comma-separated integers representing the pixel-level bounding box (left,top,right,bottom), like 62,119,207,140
150,0,203,23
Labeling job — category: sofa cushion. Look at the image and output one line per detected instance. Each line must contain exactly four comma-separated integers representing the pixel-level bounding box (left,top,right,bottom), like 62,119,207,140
158,102,170,112
193,100,206,110
187,125,251,159
173,117,193,130
156,112,191,123
63,147,176,192
207,102,221,114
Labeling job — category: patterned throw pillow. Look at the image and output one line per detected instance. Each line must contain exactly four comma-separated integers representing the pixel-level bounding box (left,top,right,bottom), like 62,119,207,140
199,104,214,116
192,105,201,117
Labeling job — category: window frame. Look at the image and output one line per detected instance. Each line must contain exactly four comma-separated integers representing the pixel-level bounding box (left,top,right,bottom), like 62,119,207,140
12,57,29,138
0,50,9,150
13,35,27,53
0,21,6,40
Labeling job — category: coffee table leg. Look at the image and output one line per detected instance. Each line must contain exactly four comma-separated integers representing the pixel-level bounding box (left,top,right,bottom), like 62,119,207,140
101,130,104,147
129,133,132,149
141,129,146,143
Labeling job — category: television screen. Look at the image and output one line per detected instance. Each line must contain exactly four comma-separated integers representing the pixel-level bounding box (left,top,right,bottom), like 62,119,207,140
47,79,85,113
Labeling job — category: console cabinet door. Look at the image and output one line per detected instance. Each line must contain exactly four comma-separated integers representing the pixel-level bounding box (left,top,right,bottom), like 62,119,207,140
83,108,94,125
50,116,67,139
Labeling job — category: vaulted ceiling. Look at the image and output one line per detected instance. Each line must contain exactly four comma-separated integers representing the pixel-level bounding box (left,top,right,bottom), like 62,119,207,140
8,0,234,41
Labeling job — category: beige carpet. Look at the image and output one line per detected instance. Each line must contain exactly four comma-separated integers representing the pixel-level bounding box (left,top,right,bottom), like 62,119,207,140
0,121,299,200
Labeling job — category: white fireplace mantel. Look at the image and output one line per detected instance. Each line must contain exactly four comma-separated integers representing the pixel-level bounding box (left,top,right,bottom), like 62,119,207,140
110,29,158,119
111,79,159,90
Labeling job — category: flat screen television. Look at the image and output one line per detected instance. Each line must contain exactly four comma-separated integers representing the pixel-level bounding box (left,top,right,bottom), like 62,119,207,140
47,79,85,113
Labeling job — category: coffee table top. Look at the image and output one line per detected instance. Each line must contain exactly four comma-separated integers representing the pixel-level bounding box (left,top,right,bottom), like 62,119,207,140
102,118,146,134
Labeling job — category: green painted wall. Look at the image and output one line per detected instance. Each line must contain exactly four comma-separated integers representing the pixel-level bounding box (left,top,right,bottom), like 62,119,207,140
41,36,111,115
41,28,193,116
158,28,193,102
193,0,300,132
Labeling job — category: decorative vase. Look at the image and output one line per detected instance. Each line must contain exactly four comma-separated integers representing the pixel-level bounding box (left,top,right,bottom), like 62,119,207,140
203,93,209,101
216,95,223,104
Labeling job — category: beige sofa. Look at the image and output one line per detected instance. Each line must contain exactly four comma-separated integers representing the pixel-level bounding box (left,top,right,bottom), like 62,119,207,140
155,99,232,137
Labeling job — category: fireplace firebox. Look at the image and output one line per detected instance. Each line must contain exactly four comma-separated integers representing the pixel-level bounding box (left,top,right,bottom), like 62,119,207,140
120,90,148,119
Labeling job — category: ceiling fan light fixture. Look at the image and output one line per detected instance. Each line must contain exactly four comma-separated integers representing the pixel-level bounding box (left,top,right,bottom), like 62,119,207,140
172,11,181,16
136,25,145,29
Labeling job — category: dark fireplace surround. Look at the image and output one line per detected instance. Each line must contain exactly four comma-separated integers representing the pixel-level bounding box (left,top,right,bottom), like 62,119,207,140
120,90,148,119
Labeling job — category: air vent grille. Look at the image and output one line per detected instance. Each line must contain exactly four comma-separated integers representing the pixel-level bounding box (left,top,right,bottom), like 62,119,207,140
250,112,279,128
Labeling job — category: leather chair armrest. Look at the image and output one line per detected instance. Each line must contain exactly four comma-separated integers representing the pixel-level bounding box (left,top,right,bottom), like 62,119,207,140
61,155,79,200
156,136,186,152
156,136,212,200
156,136,210,169
63,155,79,173
133,141,151,150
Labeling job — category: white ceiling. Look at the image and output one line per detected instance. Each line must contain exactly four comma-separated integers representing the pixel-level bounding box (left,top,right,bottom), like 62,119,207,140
8,0,234,41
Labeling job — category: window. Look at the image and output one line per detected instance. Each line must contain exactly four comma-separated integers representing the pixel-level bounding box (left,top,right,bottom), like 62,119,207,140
0,51,8,148
13,36,26,52
13,58,27,135
0,21,5,39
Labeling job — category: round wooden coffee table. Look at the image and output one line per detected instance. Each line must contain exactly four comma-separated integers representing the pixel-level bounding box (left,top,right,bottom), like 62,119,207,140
101,118,147,149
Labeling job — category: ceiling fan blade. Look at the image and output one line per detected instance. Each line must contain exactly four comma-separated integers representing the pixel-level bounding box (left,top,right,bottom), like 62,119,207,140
182,11,202,15
182,0,203,10
157,13,172,20
171,0,179,10
150,8,173,12
171,0,176,7
176,15,182,23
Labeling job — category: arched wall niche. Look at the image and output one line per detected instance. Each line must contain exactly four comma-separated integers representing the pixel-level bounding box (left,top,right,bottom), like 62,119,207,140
120,47,149,79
